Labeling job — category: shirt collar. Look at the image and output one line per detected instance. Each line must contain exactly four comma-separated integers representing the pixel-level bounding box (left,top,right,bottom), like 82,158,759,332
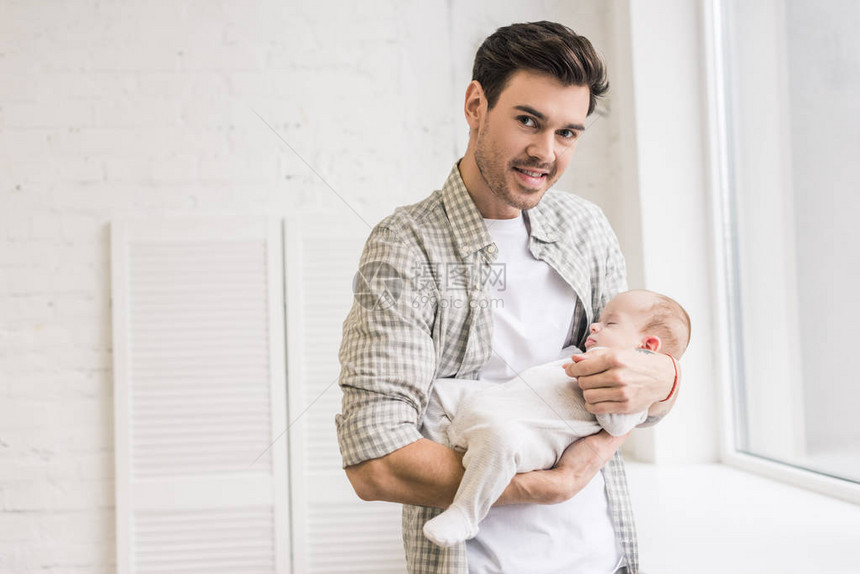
441,162,561,258
524,196,561,244
441,163,495,259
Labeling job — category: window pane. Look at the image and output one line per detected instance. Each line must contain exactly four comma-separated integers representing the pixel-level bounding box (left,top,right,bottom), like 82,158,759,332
723,0,860,483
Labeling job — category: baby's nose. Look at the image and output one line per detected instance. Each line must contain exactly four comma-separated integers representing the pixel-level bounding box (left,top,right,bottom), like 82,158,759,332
590,323,600,333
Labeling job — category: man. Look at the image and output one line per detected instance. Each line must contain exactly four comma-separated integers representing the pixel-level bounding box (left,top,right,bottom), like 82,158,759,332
336,21,677,574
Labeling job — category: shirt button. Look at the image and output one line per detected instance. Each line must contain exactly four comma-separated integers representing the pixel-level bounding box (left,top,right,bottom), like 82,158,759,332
487,244,497,254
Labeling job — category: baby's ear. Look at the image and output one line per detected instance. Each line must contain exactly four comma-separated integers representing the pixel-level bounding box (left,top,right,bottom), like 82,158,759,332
640,336,662,352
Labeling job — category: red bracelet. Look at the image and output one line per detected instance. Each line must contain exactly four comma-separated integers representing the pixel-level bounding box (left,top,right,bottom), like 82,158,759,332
659,353,679,402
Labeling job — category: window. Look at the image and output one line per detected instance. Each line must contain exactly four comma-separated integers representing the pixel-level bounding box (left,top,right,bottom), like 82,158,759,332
710,0,860,498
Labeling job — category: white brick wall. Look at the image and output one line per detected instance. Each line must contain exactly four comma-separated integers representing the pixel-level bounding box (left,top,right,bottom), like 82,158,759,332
0,1,615,571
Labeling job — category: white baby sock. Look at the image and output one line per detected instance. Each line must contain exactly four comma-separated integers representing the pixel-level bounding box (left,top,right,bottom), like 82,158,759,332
422,505,478,547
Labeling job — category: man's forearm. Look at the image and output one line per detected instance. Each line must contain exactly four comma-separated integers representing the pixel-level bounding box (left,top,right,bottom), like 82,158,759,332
640,354,681,426
346,438,558,509
498,432,621,505
497,467,595,506
346,438,465,508
346,432,624,509
641,386,677,426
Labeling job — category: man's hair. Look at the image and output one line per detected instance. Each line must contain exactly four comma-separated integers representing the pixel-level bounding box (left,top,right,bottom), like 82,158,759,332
641,292,692,359
472,21,609,115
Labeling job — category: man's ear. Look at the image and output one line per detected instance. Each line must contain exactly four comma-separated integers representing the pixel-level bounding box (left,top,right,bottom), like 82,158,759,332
464,80,487,131
640,336,662,352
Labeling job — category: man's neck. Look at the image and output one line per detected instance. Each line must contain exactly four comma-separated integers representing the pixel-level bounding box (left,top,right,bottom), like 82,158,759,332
458,155,521,220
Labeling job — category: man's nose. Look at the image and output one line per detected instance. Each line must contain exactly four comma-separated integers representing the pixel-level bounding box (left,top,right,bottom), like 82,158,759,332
526,131,555,164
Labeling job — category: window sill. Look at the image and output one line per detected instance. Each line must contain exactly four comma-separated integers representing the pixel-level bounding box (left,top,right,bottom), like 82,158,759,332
625,461,860,574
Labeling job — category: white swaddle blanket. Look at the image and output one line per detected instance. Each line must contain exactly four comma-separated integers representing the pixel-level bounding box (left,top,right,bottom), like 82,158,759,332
421,347,647,547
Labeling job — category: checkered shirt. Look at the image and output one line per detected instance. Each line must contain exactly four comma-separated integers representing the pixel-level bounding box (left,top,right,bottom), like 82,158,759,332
336,164,638,573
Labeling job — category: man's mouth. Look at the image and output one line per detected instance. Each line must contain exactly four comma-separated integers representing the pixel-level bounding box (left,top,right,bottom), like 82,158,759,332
514,167,548,178
512,166,551,189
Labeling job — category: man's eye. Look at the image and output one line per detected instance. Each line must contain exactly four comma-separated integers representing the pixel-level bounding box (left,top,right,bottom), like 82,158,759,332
558,129,578,140
517,116,537,128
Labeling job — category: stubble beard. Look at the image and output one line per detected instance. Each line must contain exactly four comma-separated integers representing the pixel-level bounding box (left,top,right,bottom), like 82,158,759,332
473,127,560,212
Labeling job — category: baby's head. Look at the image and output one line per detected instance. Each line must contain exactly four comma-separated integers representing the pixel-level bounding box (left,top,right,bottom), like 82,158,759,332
585,290,691,358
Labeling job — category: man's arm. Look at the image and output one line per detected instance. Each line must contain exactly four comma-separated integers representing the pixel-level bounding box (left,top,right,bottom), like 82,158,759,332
345,439,464,507
501,430,628,505
339,223,626,509
571,199,680,421
346,432,627,508
641,360,679,426
562,347,678,421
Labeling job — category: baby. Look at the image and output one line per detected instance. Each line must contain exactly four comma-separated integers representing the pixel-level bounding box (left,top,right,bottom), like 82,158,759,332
421,289,691,547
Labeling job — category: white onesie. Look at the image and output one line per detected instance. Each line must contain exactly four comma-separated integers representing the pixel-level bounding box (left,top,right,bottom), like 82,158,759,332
421,347,648,548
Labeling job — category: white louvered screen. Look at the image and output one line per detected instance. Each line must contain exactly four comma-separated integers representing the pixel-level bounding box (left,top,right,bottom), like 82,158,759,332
112,219,289,574
284,217,408,573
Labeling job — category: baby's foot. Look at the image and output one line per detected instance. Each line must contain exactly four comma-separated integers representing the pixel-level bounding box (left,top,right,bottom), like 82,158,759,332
422,506,478,547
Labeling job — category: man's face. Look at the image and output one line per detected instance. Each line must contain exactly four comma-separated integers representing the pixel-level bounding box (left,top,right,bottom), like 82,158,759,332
585,291,653,351
472,70,590,213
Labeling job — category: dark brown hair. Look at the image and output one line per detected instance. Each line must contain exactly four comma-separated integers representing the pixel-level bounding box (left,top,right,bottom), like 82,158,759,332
472,21,609,115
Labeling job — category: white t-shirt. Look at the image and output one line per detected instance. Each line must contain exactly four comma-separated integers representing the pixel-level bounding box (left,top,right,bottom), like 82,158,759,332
465,214,623,574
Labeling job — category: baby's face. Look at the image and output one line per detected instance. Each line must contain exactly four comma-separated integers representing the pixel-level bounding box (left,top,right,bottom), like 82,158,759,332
585,291,652,351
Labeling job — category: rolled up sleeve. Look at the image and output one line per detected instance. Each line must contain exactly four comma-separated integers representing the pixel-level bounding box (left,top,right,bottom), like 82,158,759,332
336,223,439,468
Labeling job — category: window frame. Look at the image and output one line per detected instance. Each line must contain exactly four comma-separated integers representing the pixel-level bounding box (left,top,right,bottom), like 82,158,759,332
703,0,860,505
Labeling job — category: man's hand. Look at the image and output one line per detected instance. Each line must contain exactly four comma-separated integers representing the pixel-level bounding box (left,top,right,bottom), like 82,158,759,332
562,347,675,415
499,431,628,505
